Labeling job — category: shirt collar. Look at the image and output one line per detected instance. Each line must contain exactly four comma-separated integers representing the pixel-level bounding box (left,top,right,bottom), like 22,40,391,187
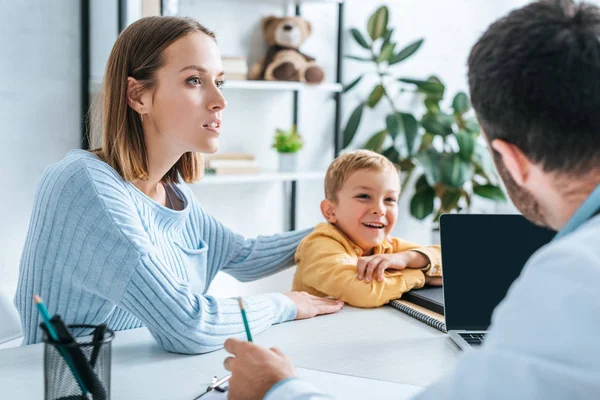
554,183,600,241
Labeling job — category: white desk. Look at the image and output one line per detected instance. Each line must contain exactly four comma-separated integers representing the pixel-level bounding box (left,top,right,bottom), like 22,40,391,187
0,306,460,399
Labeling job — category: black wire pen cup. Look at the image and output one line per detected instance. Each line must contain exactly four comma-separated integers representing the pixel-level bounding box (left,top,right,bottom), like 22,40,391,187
42,324,114,400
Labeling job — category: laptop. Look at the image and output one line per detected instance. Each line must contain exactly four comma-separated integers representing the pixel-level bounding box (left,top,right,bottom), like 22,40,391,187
440,214,556,350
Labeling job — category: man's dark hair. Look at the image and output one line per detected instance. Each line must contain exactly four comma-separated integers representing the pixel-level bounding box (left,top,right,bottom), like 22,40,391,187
468,0,600,174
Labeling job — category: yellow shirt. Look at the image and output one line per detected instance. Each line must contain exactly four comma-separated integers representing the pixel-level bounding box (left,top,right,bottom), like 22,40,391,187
292,223,442,308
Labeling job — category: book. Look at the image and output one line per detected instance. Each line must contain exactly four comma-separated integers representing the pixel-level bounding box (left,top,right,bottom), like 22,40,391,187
204,152,255,161
222,56,248,79
389,287,446,333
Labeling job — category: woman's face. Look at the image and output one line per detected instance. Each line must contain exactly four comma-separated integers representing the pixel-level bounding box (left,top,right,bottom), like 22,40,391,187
143,32,227,154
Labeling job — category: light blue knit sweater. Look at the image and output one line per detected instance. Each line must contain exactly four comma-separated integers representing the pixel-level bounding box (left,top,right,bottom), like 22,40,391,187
15,150,308,353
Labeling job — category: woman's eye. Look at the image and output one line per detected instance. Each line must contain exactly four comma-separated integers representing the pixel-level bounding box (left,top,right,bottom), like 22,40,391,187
187,77,201,86
216,79,225,89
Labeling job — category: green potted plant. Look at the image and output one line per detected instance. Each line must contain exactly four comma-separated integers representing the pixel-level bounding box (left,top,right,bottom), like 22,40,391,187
342,5,506,234
272,125,304,173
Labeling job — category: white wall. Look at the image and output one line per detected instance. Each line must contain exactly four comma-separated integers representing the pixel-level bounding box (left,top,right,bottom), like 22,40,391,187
0,0,541,302
0,1,81,300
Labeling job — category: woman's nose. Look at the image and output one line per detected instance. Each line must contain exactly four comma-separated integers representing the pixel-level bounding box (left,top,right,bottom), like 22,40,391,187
208,88,227,111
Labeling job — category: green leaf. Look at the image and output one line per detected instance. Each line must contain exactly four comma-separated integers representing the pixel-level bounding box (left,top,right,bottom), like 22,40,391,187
441,189,462,212
364,130,388,152
385,113,400,139
410,188,435,220
421,114,453,137
343,103,365,148
415,149,442,186
424,97,440,114
342,75,363,93
464,117,480,134
350,28,371,49
367,6,389,40
440,153,474,188
399,78,445,95
377,43,396,63
389,38,424,65
345,55,373,62
456,130,476,161
420,132,434,149
452,92,470,115
415,174,432,193
382,146,400,164
474,184,507,201
473,143,498,182
367,84,385,108
401,113,419,156
382,29,394,48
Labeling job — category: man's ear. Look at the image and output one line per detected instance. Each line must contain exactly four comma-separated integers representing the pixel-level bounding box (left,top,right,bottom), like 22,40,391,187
490,139,531,186
126,77,147,115
320,199,337,223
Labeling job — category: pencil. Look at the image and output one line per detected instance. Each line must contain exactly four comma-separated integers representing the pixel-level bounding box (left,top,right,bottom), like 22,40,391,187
34,295,89,396
237,297,253,342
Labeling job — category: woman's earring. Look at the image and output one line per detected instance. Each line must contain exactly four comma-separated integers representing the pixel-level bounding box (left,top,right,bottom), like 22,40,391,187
140,113,144,123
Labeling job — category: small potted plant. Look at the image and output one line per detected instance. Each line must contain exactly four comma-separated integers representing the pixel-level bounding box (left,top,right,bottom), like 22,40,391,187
272,125,304,172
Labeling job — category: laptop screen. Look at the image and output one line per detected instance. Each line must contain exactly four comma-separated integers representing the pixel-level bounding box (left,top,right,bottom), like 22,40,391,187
440,214,555,331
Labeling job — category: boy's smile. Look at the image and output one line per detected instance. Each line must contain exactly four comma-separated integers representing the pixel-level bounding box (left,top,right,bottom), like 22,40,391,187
321,168,400,253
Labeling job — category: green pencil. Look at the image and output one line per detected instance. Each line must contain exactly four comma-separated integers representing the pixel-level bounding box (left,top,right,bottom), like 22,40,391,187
237,297,253,342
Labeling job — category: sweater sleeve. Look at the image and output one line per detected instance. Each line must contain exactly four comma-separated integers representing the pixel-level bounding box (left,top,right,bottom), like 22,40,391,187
78,162,296,354
392,239,443,277
295,234,425,308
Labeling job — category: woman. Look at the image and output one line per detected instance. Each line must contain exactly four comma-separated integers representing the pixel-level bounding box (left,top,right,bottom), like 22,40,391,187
15,16,343,354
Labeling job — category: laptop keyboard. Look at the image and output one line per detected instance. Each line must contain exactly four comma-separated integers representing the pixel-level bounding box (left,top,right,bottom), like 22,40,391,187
458,333,486,346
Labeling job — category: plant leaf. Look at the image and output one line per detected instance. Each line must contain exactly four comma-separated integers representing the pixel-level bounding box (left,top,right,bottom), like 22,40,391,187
343,103,365,148
345,55,373,62
474,184,507,201
440,153,474,188
441,189,462,212
367,6,389,40
410,188,435,220
364,130,388,152
342,75,363,93
415,174,432,193
421,114,453,137
398,78,445,95
389,38,424,65
367,84,385,108
350,28,371,49
382,146,400,164
401,113,419,156
473,143,498,183
377,43,396,63
386,113,400,139
456,129,476,160
415,149,442,186
424,97,440,114
452,92,470,115
464,117,480,134
382,29,394,48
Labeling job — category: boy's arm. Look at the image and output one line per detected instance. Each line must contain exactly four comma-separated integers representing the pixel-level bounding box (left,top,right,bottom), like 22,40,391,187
297,234,425,308
392,239,442,277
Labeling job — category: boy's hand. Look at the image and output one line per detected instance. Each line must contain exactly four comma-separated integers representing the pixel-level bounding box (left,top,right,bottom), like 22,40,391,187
357,251,429,283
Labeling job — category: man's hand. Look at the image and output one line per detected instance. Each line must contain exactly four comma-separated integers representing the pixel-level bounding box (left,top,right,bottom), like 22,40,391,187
357,251,429,283
425,275,443,286
285,292,344,320
224,338,295,400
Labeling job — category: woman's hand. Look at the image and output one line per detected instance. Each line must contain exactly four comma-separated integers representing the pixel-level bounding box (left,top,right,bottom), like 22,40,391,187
224,338,295,400
284,292,344,320
357,251,429,283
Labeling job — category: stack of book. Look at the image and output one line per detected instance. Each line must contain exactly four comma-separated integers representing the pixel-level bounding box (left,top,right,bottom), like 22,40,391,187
222,56,248,81
204,152,260,175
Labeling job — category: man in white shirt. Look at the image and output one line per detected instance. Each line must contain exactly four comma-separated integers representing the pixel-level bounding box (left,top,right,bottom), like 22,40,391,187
222,1,600,398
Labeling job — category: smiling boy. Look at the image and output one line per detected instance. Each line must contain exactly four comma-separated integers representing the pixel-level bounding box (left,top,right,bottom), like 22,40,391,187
292,150,442,308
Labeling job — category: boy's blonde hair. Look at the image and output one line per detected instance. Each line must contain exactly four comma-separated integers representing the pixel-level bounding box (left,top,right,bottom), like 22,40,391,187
324,150,399,201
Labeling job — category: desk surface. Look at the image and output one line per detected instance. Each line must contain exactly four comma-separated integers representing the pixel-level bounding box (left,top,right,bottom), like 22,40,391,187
0,306,460,399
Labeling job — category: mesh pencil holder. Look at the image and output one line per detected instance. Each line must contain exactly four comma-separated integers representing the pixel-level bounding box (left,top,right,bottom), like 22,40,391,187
43,324,114,400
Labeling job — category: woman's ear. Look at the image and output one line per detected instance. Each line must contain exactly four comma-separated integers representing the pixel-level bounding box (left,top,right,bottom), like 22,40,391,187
320,199,337,223
126,77,146,115
491,139,531,186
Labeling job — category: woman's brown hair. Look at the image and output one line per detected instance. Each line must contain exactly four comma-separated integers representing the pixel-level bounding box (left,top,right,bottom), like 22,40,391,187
91,16,215,184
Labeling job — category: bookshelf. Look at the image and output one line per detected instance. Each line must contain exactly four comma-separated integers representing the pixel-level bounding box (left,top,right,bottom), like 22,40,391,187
83,0,345,231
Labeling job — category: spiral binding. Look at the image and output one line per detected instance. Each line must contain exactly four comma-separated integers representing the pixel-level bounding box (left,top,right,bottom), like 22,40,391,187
389,300,447,333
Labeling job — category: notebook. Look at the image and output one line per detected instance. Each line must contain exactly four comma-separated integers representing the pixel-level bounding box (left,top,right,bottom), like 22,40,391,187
199,368,424,399
389,287,446,333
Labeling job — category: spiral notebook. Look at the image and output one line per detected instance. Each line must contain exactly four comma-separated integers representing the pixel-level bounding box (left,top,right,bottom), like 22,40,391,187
389,287,446,333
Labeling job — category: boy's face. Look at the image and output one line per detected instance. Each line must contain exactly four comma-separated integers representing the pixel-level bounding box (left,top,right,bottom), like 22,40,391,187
322,168,400,252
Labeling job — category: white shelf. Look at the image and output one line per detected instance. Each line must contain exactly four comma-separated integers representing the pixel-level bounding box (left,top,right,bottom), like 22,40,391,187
224,80,342,92
89,79,342,93
196,171,325,185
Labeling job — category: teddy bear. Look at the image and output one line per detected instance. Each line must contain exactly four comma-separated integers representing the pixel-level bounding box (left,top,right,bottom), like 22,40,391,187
248,15,325,85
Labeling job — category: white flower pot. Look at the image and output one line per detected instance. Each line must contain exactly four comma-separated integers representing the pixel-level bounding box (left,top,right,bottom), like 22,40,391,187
278,153,298,173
